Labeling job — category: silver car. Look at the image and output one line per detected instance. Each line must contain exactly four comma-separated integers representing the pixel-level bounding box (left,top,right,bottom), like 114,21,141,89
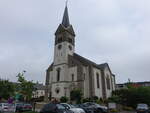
136,104,149,113
61,103,85,113
0,103,16,113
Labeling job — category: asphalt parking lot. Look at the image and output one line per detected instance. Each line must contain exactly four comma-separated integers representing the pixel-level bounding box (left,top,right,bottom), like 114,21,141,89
119,111,136,113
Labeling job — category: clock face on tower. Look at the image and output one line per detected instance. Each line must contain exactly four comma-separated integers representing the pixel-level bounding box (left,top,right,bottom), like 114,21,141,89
58,45,62,50
68,45,72,50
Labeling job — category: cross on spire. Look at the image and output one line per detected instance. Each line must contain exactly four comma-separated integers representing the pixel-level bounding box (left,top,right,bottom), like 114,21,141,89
66,0,68,7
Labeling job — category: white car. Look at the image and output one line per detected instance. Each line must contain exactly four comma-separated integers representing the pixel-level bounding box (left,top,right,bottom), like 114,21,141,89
0,103,16,113
61,103,85,113
136,104,149,113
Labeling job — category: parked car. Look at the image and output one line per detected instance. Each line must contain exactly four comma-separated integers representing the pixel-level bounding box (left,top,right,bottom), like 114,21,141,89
61,103,85,113
136,104,149,113
0,103,16,113
15,103,24,112
22,103,32,111
83,102,108,113
40,103,74,113
74,104,95,113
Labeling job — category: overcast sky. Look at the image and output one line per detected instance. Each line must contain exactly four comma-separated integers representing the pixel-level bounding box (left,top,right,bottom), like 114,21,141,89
0,0,150,84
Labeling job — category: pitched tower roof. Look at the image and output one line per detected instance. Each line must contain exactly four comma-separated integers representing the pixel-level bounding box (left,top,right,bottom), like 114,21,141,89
62,5,70,28
55,4,75,36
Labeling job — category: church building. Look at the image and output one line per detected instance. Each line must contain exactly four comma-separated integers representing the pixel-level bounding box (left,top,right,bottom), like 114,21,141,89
45,5,116,100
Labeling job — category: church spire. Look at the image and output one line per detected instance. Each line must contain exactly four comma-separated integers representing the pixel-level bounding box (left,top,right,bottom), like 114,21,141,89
62,4,70,28
55,2,75,36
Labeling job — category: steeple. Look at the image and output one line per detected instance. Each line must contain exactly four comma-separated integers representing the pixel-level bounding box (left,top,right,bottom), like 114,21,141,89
62,5,70,28
55,4,75,36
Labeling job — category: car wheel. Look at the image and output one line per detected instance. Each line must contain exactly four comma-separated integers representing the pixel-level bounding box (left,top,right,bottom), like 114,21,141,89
97,109,103,113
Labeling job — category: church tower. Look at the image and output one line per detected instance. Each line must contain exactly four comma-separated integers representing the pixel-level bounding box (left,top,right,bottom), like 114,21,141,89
50,5,76,98
54,5,75,65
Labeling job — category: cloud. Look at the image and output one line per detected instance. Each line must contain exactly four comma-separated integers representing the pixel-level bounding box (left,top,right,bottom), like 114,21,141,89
0,0,150,83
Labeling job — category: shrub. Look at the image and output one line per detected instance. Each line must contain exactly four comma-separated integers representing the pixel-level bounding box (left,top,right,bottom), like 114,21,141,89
92,96,98,101
122,106,133,111
82,98,90,103
60,96,68,103
109,109,118,113
70,89,83,104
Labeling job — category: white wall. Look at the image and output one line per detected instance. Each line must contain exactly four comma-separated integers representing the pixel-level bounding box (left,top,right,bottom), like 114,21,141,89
51,82,74,98
104,67,113,98
54,42,74,65
111,75,116,91
93,68,103,98
33,90,45,98
51,64,68,82
49,71,53,84
68,66,77,81
50,65,78,99
83,66,90,98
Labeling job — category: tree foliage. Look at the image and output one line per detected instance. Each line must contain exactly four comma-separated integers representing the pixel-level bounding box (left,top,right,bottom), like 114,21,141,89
112,87,150,108
0,79,15,100
60,96,68,103
16,73,35,102
70,88,83,104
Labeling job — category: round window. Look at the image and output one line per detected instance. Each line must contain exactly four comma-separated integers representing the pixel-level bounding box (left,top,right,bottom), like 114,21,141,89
55,87,60,94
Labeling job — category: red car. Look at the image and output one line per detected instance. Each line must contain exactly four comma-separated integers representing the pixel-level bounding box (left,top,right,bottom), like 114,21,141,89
22,104,32,111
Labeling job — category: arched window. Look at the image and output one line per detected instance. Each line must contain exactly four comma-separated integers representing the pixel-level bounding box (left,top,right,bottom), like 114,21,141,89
96,73,100,88
68,38,73,43
57,37,63,43
83,73,86,80
106,75,110,90
72,74,74,81
57,68,61,82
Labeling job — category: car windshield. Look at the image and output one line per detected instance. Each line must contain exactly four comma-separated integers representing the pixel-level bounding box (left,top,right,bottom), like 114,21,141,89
3,103,9,106
82,104,89,107
24,104,31,106
16,103,24,106
138,104,148,108
3,103,14,106
70,104,76,108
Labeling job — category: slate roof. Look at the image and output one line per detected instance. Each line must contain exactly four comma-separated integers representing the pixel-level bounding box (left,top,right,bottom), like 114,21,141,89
47,63,53,71
62,6,70,28
73,53,112,73
34,83,45,90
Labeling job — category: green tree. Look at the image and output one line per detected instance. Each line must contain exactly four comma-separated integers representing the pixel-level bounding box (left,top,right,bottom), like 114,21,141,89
60,96,68,103
16,73,35,102
108,95,121,103
112,87,150,108
0,79,15,100
70,88,83,104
